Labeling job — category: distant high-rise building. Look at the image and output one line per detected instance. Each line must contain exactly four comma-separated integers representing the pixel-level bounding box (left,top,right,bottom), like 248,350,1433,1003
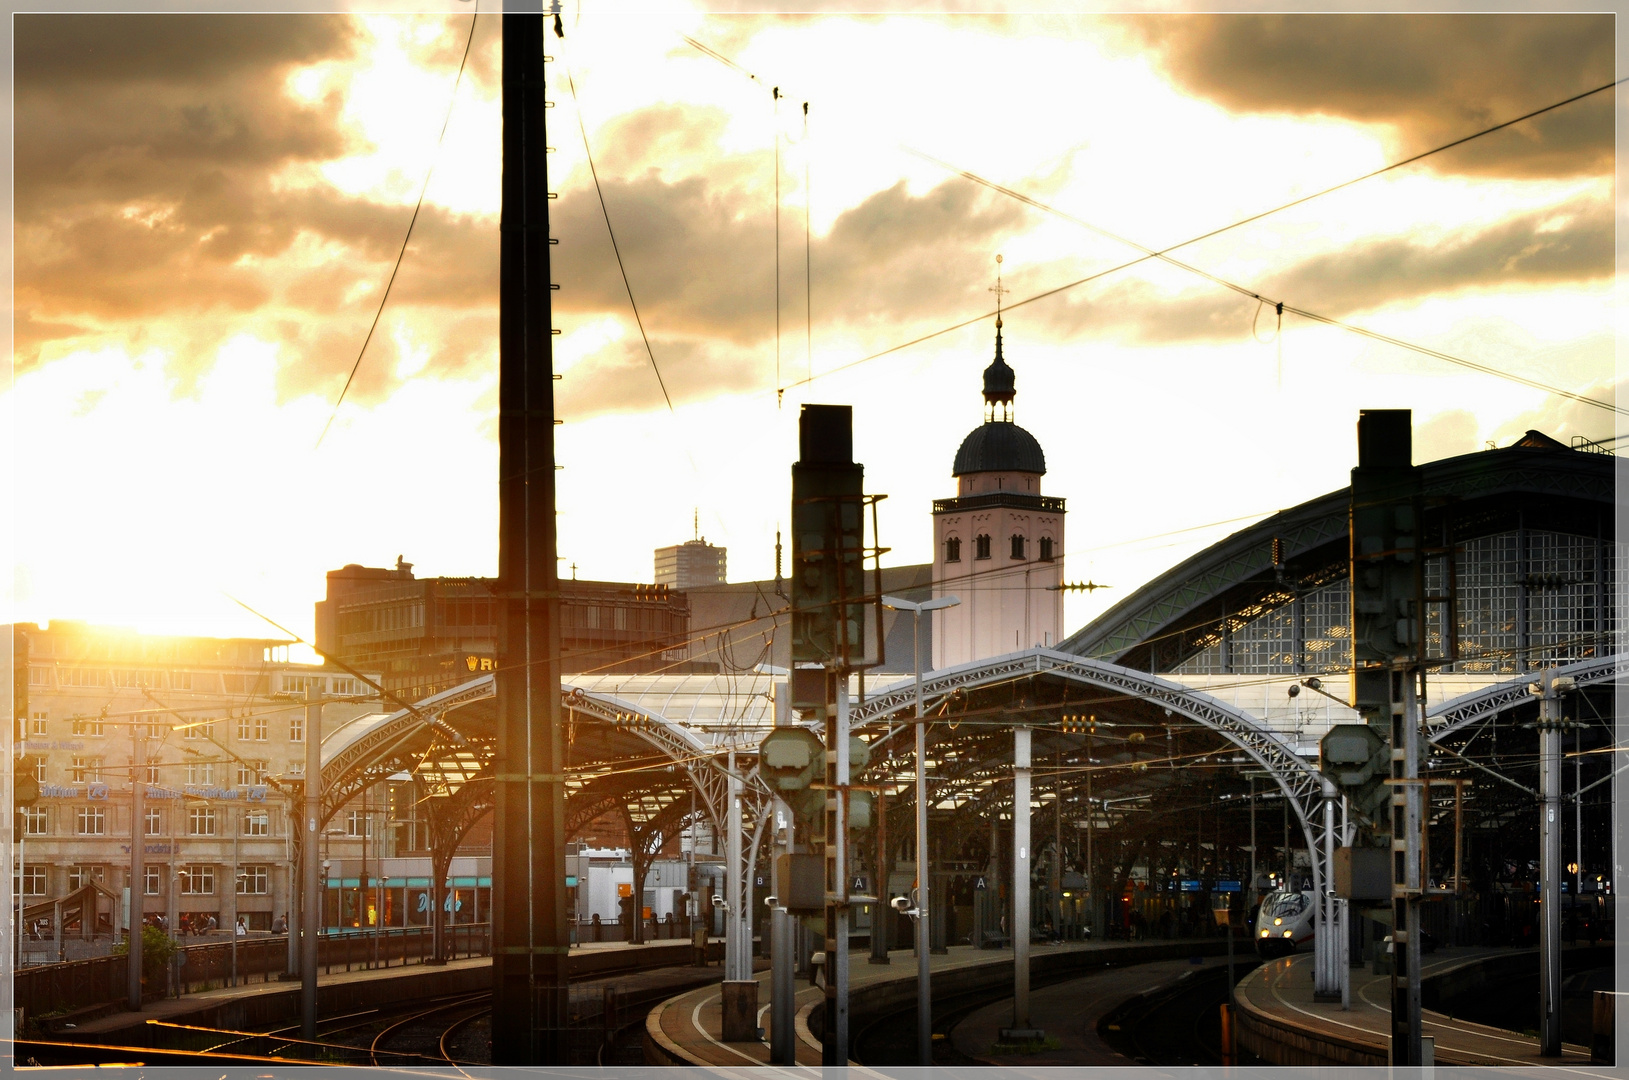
654,530,727,590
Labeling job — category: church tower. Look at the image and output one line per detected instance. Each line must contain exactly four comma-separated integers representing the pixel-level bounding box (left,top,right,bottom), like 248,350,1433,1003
931,310,1065,668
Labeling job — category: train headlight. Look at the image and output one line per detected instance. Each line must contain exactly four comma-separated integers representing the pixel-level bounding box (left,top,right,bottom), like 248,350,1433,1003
1260,930,1269,937
1282,930,1293,938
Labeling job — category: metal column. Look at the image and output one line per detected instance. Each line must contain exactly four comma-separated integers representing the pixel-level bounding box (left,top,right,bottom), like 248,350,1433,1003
1002,726,1041,1040
726,752,744,980
300,685,322,1042
914,651,932,1062
1538,668,1564,1056
831,676,851,1062
770,796,795,1064
1315,781,1338,997
491,5,568,1064
127,723,144,1010
1388,667,1423,1065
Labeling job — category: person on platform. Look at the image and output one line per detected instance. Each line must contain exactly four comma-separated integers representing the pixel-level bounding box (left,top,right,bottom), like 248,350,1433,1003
236,916,247,937
273,913,288,934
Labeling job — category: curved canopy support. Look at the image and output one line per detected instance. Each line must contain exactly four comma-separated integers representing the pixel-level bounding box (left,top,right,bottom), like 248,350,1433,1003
853,648,1334,895
1427,654,1620,741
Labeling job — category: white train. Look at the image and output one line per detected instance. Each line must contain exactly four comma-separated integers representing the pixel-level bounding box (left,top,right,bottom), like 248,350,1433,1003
1255,888,1316,958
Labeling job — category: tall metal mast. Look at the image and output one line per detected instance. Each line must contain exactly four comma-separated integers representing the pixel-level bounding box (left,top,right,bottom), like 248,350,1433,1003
492,4,568,1063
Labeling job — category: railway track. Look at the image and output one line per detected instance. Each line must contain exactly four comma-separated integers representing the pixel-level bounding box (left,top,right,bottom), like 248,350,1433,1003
31,949,714,1067
1097,962,1264,1066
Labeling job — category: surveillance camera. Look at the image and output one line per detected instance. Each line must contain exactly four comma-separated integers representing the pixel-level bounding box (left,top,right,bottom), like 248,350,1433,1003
891,896,911,913
712,895,724,907
764,896,778,908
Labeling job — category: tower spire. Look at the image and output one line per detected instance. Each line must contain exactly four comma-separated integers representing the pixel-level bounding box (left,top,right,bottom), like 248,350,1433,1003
983,253,1015,422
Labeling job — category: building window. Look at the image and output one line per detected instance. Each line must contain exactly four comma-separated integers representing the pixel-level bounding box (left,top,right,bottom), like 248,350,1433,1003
145,807,164,836
144,866,162,896
32,757,47,783
1039,537,1055,562
180,865,214,896
238,865,269,895
20,806,48,835
974,535,992,560
76,805,106,835
144,764,161,785
70,756,101,783
187,762,215,786
236,760,268,787
289,713,304,742
945,537,962,563
15,865,46,897
188,806,217,837
187,718,220,741
236,714,268,741
242,811,269,837
71,714,105,737
172,672,192,691
29,712,47,736
1011,534,1027,560
67,865,105,890
345,809,373,839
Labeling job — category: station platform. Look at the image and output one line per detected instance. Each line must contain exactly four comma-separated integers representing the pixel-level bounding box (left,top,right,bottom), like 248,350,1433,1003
1235,947,1597,1067
644,937,1231,1066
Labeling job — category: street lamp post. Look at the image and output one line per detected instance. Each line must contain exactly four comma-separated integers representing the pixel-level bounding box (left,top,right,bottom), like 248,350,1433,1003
880,594,959,1067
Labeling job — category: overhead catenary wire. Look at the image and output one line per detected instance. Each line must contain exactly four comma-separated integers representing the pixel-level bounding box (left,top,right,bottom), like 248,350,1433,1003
315,11,480,450
777,78,1623,406
903,148,1623,417
564,62,674,415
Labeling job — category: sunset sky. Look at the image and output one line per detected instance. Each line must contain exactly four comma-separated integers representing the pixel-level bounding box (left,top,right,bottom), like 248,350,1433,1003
7,6,1620,650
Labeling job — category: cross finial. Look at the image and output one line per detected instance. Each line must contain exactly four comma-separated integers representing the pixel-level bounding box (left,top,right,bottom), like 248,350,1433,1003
988,253,1009,327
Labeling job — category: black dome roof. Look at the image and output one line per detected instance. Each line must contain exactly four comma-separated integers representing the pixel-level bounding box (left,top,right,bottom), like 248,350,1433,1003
953,421,1046,476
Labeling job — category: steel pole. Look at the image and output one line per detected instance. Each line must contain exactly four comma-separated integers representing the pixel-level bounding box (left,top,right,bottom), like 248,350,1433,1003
770,796,795,1064
913,612,931,1064
1539,668,1563,1056
726,751,743,980
833,676,851,1062
1085,731,1094,937
300,684,322,1042
230,830,239,987
1006,726,1036,1037
1248,776,1256,910
1316,783,1337,996
1389,667,1424,1064
127,722,144,1010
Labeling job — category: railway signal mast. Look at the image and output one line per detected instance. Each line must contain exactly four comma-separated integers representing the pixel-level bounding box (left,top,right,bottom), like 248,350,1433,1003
1348,410,1428,1066
785,404,884,1065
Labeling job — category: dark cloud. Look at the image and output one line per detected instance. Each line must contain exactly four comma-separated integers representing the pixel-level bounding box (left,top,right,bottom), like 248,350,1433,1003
15,14,358,87
1028,194,1609,347
1123,14,1613,179
13,12,507,407
551,103,1028,350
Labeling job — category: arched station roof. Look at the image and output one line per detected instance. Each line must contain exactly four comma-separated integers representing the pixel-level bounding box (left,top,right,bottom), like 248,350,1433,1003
1059,437,1614,672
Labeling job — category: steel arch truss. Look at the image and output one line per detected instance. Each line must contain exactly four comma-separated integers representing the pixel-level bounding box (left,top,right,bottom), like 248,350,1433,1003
1427,655,1621,741
851,648,1335,892
563,686,749,834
